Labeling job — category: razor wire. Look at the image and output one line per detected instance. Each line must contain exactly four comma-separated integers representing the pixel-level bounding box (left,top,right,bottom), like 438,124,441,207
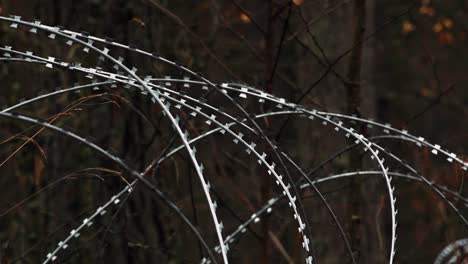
0,48,314,264
0,15,466,264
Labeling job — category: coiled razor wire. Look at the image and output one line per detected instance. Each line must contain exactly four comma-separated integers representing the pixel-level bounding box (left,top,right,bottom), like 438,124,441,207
434,238,468,264
0,15,466,264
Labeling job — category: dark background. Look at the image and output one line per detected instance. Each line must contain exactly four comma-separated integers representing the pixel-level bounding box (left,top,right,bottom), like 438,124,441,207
0,0,467,263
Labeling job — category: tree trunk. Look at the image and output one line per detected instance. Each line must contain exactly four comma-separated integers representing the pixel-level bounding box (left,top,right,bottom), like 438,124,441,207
346,0,366,262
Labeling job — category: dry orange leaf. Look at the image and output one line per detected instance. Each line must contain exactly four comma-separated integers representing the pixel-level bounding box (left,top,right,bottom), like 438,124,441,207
442,18,453,29
240,13,250,24
433,22,443,33
402,21,415,34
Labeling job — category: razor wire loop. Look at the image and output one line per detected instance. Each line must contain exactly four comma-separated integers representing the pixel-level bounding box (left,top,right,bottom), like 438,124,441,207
0,48,310,259
2,13,312,248
4,14,321,254
1,67,466,262
2,64,366,264
434,238,468,264
6,13,467,242
0,48,315,263
4,49,464,262
10,89,463,262
1,48,401,263
1,15,466,264
4,75,438,262
1,84,350,264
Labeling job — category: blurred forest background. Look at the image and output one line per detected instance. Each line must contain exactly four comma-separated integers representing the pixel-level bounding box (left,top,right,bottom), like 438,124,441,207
0,0,467,263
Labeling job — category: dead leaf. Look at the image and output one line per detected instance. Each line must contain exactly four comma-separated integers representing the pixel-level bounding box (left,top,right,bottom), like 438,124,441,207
433,22,443,33
402,21,415,34
442,18,453,29
240,13,250,24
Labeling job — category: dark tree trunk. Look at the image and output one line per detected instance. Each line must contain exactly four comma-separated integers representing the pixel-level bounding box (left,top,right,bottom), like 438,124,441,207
346,0,366,262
